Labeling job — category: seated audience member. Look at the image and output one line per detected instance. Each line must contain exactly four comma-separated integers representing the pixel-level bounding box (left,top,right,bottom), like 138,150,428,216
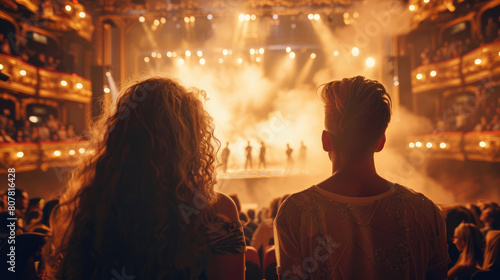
247,209,258,232
480,206,500,236
57,124,68,140
474,116,489,132
274,76,449,279
46,114,59,133
252,197,280,254
0,33,11,54
484,17,499,44
448,223,484,280
39,123,50,141
0,129,15,143
21,120,31,138
31,127,40,142
490,115,500,131
16,130,24,142
42,78,245,280
5,119,16,138
67,124,76,139
445,206,477,268
472,230,500,280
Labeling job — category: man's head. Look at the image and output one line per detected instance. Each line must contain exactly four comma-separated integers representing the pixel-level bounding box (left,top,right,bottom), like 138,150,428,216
320,76,391,162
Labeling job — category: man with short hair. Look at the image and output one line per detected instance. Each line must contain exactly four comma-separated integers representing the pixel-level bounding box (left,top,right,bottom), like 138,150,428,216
274,76,449,280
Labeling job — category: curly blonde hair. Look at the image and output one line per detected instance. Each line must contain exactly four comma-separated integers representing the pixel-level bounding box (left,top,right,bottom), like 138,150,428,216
42,77,219,279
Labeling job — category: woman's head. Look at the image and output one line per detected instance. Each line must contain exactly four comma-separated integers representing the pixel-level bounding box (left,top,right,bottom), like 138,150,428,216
453,223,484,266
482,230,500,271
43,77,219,279
320,76,391,161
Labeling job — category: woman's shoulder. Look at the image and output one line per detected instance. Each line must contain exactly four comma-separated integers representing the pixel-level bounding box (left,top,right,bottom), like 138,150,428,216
213,192,239,221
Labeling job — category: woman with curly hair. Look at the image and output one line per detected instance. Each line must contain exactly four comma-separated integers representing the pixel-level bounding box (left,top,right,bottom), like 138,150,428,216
41,78,245,280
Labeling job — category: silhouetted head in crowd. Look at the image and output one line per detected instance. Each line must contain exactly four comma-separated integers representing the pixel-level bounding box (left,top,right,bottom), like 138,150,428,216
247,209,255,220
320,76,391,166
42,78,219,279
481,206,500,230
482,230,500,271
41,199,58,227
453,223,484,267
269,197,281,219
445,206,476,241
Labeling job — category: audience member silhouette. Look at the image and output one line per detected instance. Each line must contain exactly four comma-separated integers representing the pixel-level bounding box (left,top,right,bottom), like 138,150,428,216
245,141,253,170
41,78,245,280
274,76,449,279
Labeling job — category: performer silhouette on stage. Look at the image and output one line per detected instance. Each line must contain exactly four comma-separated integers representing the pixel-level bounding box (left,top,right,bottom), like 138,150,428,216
285,143,294,174
245,141,253,170
258,141,266,169
221,142,230,172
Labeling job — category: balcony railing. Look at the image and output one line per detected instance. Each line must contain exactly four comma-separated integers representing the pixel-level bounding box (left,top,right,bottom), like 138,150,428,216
0,54,92,103
0,141,91,173
407,131,500,162
411,41,500,94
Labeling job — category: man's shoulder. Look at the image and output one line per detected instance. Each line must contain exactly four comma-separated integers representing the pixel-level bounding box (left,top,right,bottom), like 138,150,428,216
394,183,443,213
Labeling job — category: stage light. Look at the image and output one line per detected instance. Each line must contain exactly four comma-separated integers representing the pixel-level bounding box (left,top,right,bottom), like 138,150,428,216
167,51,172,57
139,16,145,23
179,58,185,65
394,81,399,86
426,142,432,148
308,14,314,20
256,57,261,62
333,50,339,56
229,50,233,54
197,50,203,57
259,48,264,54
185,50,191,57
29,116,39,123
289,52,295,59
353,12,359,18
207,14,213,20
175,23,181,28
415,141,422,147
79,12,86,18
60,80,67,86
239,14,245,21
251,14,256,21
219,58,224,64
144,57,150,63
430,70,437,77
17,151,24,158
245,14,251,21
409,5,416,11
65,5,71,12
104,87,110,93
54,150,61,157
440,143,446,149
314,14,320,21
291,23,296,29
351,47,359,56
151,51,157,58
154,19,160,26
79,148,85,154
310,53,316,59
365,57,375,67
286,47,291,53
69,150,75,155
190,16,195,23
424,0,429,3
172,52,177,57
237,58,243,64
343,13,349,19
20,70,26,76
416,73,423,80
161,17,166,24
409,142,415,148
250,49,255,55
273,14,278,20
479,141,486,147
76,83,83,89
475,59,481,65
157,53,162,59
199,58,206,65
184,17,190,23
0,64,3,70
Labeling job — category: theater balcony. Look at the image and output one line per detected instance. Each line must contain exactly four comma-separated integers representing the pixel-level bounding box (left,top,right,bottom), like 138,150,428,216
411,41,500,94
0,141,91,173
408,131,500,162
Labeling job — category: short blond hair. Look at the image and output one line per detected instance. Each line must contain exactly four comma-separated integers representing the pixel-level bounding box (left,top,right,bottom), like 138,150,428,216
321,76,391,159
